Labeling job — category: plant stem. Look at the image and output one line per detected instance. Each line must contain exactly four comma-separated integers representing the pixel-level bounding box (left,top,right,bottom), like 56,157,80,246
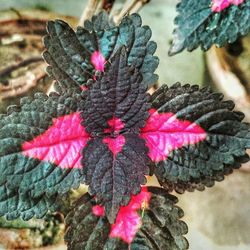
114,0,150,23
0,56,42,78
0,63,47,100
78,0,100,26
130,0,151,13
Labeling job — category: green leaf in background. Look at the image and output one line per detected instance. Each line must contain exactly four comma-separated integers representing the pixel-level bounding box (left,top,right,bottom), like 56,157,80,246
169,0,250,55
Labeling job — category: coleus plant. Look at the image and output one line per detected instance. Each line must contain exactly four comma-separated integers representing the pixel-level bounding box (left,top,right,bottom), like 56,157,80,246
0,11,250,249
169,0,250,55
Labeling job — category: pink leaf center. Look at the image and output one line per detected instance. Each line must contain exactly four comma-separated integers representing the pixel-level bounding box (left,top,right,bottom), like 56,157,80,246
92,187,151,244
104,117,125,134
22,113,90,169
103,117,126,156
80,85,88,91
211,0,244,12
91,51,106,71
140,109,206,162
103,135,126,157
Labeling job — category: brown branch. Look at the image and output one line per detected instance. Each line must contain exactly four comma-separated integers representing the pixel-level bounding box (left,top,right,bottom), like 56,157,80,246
0,56,42,78
78,0,100,26
129,0,150,13
0,63,47,100
114,0,150,23
113,0,132,23
9,8,23,19
0,19,47,38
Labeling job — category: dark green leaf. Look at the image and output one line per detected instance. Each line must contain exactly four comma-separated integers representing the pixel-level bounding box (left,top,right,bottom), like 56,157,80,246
44,12,159,92
169,0,250,55
0,186,57,221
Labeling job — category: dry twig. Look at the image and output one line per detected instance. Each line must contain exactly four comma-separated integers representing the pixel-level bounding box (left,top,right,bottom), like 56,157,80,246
0,63,47,100
0,56,42,78
114,0,150,23
78,0,100,26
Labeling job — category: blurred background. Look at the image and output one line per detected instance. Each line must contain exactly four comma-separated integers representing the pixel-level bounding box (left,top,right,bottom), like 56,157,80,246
0,0,249,249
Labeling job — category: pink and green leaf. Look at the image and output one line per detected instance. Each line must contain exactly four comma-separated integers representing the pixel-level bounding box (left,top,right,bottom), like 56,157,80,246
0,90,86,219
148,83,250,193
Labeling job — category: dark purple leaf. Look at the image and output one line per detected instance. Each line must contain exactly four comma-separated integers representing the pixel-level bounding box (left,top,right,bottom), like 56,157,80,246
80,48,152,222
82,47,150,134
65,187,188,250
82,135,150,223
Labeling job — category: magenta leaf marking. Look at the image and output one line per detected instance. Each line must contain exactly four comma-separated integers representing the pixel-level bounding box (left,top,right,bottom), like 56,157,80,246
141,109,206,162
211,0,244,12
22,113,90,169
103,117,126,156
80,85,88,91
104,117,125,134
92,205,105,217
93,187,151,244
110,187,151,244
103,136,126,157
91,51,106,71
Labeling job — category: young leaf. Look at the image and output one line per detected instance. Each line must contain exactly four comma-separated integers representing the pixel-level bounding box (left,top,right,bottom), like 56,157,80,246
142,83,250,193
44,11,159,92
82,47,150,134
65,187,188,250
81,48,150,223
0,89,87,219
169,0,250,55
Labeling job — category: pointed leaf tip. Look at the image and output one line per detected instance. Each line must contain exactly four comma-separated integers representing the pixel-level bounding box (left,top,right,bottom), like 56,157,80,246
43,11,159,92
